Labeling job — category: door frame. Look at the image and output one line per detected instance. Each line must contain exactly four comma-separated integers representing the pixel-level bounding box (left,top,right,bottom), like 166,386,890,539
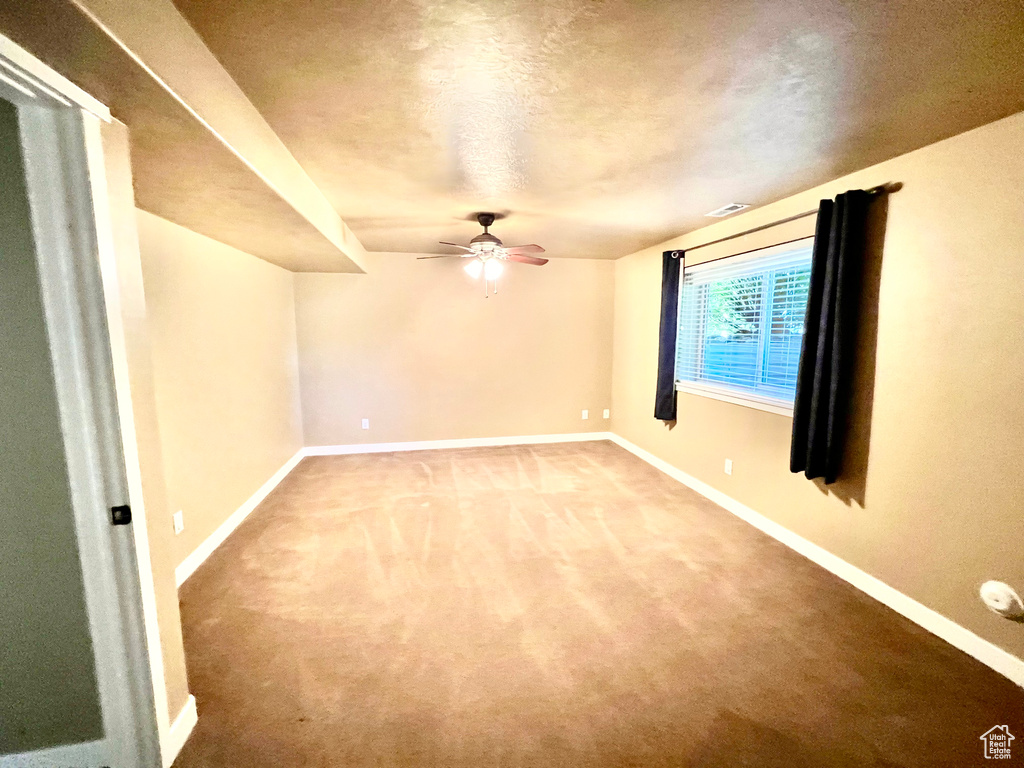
0,34,166,768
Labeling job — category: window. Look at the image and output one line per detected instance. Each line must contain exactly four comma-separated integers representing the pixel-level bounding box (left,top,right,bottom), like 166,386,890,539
675,239,813,414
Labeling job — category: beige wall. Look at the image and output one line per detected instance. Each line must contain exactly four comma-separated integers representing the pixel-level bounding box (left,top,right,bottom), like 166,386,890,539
612,109,1024,660
138,211,304,568
295,253,614,446
0,99,103,755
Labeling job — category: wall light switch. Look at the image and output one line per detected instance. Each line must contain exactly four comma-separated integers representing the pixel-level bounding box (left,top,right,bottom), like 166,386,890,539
581,409,589,420
173,510,184,535
361,418,370,430
724,459,733,476
603,409,610,419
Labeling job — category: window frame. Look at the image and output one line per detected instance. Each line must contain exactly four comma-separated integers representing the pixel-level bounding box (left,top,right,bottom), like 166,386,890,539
673,237,814,417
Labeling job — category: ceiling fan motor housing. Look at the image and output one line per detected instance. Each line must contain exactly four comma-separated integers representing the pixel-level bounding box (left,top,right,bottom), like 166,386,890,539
469,231,502,251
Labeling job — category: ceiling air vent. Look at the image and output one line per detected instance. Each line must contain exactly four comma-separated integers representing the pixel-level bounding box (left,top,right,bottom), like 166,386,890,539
705,203,749,217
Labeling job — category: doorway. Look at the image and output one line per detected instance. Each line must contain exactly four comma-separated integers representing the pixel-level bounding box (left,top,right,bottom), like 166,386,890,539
0,41,163,768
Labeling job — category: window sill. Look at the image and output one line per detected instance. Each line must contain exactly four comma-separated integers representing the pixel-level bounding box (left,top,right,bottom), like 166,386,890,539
675,382,794,417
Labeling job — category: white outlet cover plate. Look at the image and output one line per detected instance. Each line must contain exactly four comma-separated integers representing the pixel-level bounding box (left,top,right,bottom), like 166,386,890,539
724,459,733,475
361,418,370,429
581,410,589,420
603,409,610,419
173,510,184,534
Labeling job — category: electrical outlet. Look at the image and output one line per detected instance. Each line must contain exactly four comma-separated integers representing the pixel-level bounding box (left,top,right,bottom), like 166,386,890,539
724,459,733,476
173,510,184,535
581,409,589,420
603,409,610,419
361,418,370,430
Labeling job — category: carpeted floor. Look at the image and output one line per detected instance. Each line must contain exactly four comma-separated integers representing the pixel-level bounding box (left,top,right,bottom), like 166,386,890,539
174,441,1021,767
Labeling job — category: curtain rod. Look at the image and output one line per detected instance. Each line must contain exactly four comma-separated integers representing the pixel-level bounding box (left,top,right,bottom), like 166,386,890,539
675,182,900,256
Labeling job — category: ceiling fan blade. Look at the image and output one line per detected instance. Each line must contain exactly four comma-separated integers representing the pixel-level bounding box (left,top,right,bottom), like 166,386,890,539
439,241,475,253
503,244,545,255
508,253,549,266
416,254,460,259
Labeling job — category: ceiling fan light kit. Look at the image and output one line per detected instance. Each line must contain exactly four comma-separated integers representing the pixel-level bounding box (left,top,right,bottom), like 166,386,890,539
483,259,503,281
419,212,549,297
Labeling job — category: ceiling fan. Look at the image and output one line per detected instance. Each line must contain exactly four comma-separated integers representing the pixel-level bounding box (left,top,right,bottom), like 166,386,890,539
418,213,547,296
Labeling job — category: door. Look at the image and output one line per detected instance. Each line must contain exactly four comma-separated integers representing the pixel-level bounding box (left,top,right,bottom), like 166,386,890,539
0,45,162,768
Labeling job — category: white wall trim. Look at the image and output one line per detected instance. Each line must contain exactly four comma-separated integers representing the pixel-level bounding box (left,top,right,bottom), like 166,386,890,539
0,739,109,768
676,381,794,417
162,694,198,768
607,433,1024,688
175,449,304,587
0,33,110,119
304,431,614,456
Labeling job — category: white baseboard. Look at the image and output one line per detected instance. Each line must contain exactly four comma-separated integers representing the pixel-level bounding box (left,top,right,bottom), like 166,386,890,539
608,433,1024,688
162,694,197,768
175,449,304,587
304,431,613,456
0,739,108,768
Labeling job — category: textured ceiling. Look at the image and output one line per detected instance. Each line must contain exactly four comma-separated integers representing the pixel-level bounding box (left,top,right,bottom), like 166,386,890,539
173,0,1024,259
0,0,364,272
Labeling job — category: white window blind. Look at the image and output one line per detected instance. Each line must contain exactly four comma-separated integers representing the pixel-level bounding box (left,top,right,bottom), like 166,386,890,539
675,242,813,411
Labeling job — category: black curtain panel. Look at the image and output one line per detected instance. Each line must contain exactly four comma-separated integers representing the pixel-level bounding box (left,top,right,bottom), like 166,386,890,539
655,250,683,421
791,190,870,483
